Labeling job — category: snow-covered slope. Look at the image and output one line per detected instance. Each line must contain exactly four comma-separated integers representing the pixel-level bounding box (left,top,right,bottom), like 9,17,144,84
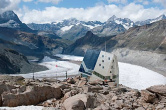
11,56,80,79
0,106,43,110
135,14,166,26
119,62,166,90
56,54,83,61
53,55,166,90
61,25,74,31
106,15,134,29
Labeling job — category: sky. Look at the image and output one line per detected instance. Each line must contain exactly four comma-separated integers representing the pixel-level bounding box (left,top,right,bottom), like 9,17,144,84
1,0,166,24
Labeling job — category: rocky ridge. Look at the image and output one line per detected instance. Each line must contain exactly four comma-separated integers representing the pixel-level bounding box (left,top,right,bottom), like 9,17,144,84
0,48,47,74
27,14,166,41
0,75,165,110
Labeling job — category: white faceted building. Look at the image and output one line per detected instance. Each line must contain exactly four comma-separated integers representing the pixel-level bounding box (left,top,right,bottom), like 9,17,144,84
79,49,119,84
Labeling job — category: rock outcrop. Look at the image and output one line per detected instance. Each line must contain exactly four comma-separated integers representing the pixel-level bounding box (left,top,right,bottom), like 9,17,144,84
1,85,62,107
0,75,165,110
0,48,47,74
147,85,166,96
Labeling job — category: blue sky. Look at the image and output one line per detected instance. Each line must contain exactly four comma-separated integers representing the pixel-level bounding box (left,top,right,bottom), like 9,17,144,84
1,0,166,23
19,0,165,10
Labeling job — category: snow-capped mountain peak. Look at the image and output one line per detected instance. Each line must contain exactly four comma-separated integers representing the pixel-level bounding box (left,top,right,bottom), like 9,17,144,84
106,15,134,29
156,14,166,20
150,14,166,23
0,11,16,18
135,14,166,26
107,15,117,22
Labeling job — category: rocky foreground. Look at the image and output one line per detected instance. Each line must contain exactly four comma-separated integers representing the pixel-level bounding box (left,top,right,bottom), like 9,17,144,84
0,75,165,110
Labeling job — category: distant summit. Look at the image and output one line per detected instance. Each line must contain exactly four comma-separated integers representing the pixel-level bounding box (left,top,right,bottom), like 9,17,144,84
0,10,32,31
28,14,166,41
135,14,166,26
106,15,134,29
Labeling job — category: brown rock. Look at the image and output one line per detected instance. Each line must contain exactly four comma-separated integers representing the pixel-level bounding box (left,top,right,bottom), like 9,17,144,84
147,85,166,96
108,82,116,88
0,95,2,106
114,100,123,109
156,104,165,110
64,99,85,110
67,78,76,84
141,90,156,103
90,85,103,92
63,90,78,101
112,96,118,101
73,76,80,83
77,80,86,87
94,104,110,110
0,83,15,94
82,86,91,93
63,94,95,109
136,107,145,110
54,83,69,90
0,75,24,82
2,85,62,107
160,96,166,103
62,89,71,94
89,80,103,85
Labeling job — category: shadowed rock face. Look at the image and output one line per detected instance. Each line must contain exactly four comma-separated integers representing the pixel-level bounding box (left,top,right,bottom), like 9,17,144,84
0,48,47,74
0,11,68,57
63,31,117,56
0,48,30,74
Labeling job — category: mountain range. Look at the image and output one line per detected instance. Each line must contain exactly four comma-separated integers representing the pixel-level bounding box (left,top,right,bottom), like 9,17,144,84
64,19,166,55
0,10,166,75
27,14,166,40
0,10,166,56
0,11,68,58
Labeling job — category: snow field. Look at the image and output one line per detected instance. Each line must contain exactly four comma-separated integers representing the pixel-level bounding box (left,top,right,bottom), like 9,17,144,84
11,55,166,90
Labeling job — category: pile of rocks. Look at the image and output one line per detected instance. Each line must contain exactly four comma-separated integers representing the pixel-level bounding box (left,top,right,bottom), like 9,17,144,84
0,75,165,110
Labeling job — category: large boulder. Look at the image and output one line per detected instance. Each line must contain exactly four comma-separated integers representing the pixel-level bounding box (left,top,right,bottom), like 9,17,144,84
63,90,78,101
63,99,85,110
0,83,15,94
147,85,166,96
1,85,62,107
63,94,95,110
77,80,86,87
141,90,156,103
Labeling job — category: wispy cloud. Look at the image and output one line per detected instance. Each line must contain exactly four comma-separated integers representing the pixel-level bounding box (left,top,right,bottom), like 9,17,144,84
107,0,127,4
23,0,33,2
0,0,20,13
15,3,166,24
153,0,166,7
37,0,63,4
